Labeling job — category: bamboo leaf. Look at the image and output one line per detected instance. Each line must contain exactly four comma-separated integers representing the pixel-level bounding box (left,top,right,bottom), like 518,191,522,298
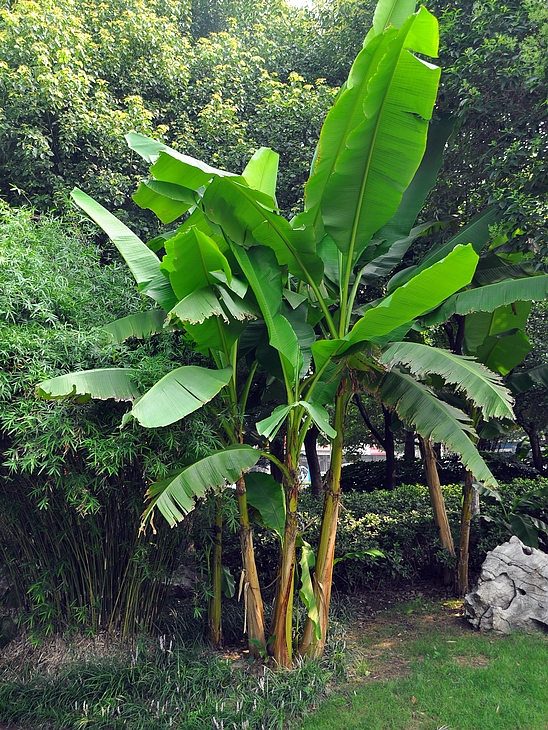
37,368,140,401
131,366,232,428
245,471,286,539
142,445,261,527
380,342,514,421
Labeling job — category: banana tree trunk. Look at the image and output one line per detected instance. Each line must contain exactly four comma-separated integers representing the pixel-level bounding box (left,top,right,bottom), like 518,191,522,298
269,447,299,668
419,436,455,585
299,387,349,659
457,470,473,596
235,476,266,657
208,496,223,648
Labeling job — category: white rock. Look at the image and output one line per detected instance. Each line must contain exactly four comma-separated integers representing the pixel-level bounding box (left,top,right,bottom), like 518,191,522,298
465,536,548,634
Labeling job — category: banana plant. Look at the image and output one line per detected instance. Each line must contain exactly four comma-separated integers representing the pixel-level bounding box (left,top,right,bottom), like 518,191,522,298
110,0,517,665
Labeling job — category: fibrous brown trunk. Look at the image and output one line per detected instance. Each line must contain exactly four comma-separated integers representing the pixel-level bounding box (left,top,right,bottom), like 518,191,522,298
419,436,455,585
304,425,323,498
527,425,544,473
299,387,349,659
457,470,473,596
235,476,265,657
269,450,299,668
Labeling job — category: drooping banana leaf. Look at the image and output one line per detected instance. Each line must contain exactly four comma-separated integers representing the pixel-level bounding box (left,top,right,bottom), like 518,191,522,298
507,363,548,395
298,537,321,641
379,369,497,486
101,310,167,343
142,445,261,527
463,302,531,354
422,275,548,326
475,330,532,376
37,368,140,401
71,188,176,312
133,179,197,224
130,365,233,428
380,342,514,421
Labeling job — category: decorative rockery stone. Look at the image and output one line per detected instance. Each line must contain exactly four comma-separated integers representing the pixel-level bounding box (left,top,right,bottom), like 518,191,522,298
465,536,548,634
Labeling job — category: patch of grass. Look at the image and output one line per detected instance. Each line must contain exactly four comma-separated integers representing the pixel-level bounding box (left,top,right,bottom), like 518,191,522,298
300,629,548,730
0,633,337,729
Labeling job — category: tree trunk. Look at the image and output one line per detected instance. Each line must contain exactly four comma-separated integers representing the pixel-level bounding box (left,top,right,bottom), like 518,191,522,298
304,425,323,498
404,430,415,464
208,496,223,648
299,386,349,659
235,476,266,657
527,425,544,473
382,406,396,490
269,445,299,667
419,436,455,585
457,470,473,596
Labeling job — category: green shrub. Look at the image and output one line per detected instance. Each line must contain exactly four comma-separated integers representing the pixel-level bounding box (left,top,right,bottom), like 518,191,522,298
0,206,214,636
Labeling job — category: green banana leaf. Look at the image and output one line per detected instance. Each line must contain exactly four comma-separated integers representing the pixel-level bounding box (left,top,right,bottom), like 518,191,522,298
422,274,548,326
379,369,497,486
71,188,177,312
161,227,232,301
463,302,531,354
204,177,324,285
508,364,548,395
242,147,279,201
245,471,286,539
345,244,478,346
322,8,440,259
142,445,261,527
388,206,499,293
131,365,233,428
380,342,514,421
475,330,532,376
133,179,197,224
37,368,140,401
101,310,167,343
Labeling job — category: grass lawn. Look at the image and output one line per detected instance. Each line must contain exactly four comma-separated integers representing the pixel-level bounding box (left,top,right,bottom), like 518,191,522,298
2,588,548,729
300,594,548,730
